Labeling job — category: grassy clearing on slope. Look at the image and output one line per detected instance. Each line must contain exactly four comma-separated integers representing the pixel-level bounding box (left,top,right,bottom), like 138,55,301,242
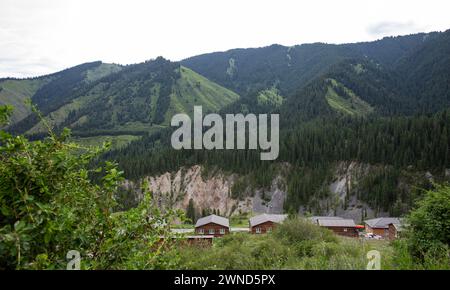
325,78,373,116
72,135,141,150
26,94,88,134
165,66,240,123
85,63,122,82
0,79,48,123
256,87,284,108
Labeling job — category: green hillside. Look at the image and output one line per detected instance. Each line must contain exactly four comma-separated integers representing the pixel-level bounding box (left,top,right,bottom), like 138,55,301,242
0,78,49,123
61,60,238,137
6,59,239,143
166,66,240,122
324,78,374,116
256,87,284,108
72,134,141,150
5,61,122,134
3,30,450,219
85,63,123,82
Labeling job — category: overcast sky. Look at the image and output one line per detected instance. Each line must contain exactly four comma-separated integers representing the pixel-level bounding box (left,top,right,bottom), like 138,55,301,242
1,0,450,78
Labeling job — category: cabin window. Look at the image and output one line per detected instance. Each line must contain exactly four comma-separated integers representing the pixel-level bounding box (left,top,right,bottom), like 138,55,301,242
256,227,261,234
267,227,272,233
209,229,215,235
198,229,204,235
219,228,225,235
343,228,348,232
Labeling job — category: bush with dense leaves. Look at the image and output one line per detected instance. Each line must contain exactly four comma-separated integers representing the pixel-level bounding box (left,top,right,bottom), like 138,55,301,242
406,184,450,262
0,105,182,269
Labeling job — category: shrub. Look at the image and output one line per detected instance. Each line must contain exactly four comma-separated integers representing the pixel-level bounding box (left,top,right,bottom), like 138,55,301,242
0,105,181,269
406,184,450,262
274,217,338,244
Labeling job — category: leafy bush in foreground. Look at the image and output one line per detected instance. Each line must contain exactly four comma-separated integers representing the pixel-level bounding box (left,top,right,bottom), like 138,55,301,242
405,184,450,264
0,105,181,269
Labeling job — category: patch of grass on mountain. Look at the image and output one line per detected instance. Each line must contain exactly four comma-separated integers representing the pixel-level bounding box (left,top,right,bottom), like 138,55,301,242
256,87,284,108
0,78,49,123
26,95,88,134
165,66,240,122
352,63,366,75
325,78,373,116
85,63,122,82
73,135,141,150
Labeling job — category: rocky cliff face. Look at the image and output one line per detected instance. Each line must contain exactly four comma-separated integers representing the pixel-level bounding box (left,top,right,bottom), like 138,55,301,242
122,165,287,216
317,161,387,222
122,162,447,219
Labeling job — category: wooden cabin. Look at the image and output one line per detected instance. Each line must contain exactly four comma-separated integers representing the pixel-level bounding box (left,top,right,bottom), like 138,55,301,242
365,217,400,238
318,218,359,237
249,214,288,234
195,214,230,237
388,222,404,240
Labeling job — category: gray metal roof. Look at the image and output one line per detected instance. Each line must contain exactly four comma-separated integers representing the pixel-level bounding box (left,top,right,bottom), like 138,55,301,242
365,217,400,229
391,223,404,231
309,216,343,224
318,219,356,227
249,214,288,227
195,214,230,228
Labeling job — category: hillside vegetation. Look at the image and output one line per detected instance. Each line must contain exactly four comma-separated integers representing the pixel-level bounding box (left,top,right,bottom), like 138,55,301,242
0,78,48,123
3,59,238,146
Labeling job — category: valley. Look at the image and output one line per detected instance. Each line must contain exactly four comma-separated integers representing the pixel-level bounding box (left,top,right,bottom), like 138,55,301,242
1,29,450,220
2,0,450,272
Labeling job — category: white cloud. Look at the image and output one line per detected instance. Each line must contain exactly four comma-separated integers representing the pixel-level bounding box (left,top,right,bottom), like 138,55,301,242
367,21,423,37
1,0,450,78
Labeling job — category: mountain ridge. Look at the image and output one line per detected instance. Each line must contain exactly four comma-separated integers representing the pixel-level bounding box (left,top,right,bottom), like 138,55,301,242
2,29,450,216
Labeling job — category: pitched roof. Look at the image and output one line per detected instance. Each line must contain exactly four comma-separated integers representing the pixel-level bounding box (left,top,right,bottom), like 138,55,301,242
195,214,230,228
249,214,288,227
309,216,343,224
318,219,357,227
365,217,400,229
390,223,404,231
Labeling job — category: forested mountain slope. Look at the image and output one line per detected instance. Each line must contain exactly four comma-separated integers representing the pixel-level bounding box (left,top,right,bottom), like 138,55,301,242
181,31,441,96
0,61,121,125
3,58,239,141
106,30,450,215
183,30,450,117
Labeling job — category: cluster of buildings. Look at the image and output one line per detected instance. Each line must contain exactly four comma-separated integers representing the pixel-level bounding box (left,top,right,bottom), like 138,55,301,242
309,216,404,239
193,213,288,237
190,214,404,240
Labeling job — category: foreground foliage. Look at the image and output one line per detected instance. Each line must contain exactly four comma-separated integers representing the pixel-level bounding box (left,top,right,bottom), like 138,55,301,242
406,184,450,264
0,105,181,269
